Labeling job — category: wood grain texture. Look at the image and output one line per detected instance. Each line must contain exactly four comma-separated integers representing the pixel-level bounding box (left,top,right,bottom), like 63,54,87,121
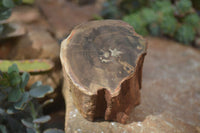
60,20,147,123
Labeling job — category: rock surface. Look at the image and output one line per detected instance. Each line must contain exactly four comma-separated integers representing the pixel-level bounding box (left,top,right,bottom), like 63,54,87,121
8,6,40,24
8,5,49,29
35,0,99,39
11,27,59,60
62,37,200,133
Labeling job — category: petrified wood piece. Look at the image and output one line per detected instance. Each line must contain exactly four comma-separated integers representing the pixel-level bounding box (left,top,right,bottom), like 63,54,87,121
60,20,147,124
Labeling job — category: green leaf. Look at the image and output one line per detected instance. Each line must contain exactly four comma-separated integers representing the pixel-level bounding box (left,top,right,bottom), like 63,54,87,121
2,0,15,8
0,70,3,77
0,24,4,34
30,81,42,89
21,119,34,128
149,23,160,36
29,85,53,98
41,99,54,107
22,0,34,4
8,71,21,87
26,128,35,133
175,24,195,44
8,64,19,74
183,13,200,29
14,92,29,110
152,1,173,15
13,0,22,5
6,107,18,114
8,88,22,102
0,8,12,20
3,87,12,93
160,15,177,36
0,77,9,88
100,0,121,19
43,129,64,133
176,0,192,14
7,64,21,87
123,13,149,36
21,72,30,89
0,59,54,73
0,108,5,115
0,92,6,102
141,8,157,24
0,124,7,133
33,115,51,124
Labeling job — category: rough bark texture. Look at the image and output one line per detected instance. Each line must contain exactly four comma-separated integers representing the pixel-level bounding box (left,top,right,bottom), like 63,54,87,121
60,20,147,123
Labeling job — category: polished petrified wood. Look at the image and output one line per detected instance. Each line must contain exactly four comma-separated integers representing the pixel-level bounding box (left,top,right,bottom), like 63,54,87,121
60,20,147,124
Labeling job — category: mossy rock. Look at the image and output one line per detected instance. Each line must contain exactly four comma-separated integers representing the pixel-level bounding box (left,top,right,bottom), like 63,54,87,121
0,59,54,73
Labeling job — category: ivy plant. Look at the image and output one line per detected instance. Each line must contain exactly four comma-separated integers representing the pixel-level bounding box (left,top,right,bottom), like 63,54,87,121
0,64,64,133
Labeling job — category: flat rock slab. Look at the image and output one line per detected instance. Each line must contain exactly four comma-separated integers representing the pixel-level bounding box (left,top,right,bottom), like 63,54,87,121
63,37,200,133
35,0,99,39
0,23,25,39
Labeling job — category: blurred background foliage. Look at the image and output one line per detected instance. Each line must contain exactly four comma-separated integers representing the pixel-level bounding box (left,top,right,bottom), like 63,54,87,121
0,0,22,33
101,0,200,45
0,0,34,35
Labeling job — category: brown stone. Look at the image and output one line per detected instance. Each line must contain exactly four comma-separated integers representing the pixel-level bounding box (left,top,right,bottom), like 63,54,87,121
8,5,50,31
60,20,147,123
62,37,200,133
7,27,62,90
0,23,25,40
10,27,59,61
8,6,40,24
35,0,99,38
0,39,15,59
